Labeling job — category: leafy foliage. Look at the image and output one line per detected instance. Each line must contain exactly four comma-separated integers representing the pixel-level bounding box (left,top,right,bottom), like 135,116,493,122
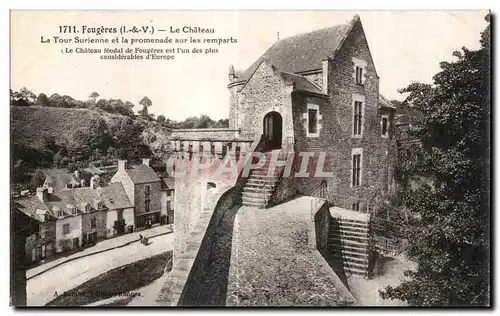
380,15,490,306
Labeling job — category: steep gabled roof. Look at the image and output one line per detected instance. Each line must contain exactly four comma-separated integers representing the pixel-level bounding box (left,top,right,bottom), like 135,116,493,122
125,164,161,184
98,182,134,210
161,177,175,191
236,17,357,83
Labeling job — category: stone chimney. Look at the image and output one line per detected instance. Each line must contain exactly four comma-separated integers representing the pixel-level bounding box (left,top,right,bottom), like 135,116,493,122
47,187,54,194
118,160,128,171
142,158,150,167
36,187,47,202
36,209,47,222
90,176,101,190
74,169,80,179
81,179,86,187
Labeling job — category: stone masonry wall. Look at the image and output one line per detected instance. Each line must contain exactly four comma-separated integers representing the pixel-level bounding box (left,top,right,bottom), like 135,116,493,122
290,20,395,210
134,181,162,215
237,61,295,147
81,210,107,240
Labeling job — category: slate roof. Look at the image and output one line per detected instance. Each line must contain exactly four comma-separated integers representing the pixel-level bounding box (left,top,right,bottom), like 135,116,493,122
378,94,396,109
98,183,134,210
125,164,161,184
236,20,353,82
13,195,53,222
43,169,81,192
279,71,324,95
161,177,175,191
13,182,134,221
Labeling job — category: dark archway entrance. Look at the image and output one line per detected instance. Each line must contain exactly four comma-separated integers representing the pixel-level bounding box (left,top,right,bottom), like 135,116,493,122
263,111,282,150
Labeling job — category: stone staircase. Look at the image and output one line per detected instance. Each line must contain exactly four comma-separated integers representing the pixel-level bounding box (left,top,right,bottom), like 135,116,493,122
328,213,371,277
241,151,284,208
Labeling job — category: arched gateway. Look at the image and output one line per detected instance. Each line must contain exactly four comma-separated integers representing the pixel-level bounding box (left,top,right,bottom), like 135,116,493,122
263,111,282,150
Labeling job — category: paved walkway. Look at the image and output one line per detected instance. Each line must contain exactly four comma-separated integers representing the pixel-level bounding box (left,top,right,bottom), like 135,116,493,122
27,231,174,306
27,225,172,279
347,255,416,306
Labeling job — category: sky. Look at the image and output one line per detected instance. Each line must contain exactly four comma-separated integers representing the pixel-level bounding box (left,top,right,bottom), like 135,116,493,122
10,10,488,121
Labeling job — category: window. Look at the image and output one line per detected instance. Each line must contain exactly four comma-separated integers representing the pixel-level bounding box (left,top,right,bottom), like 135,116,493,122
381,115,389,138
63,224,70,235
72,207,77,215
355,66,363,84
145,200,151,212
167,190,172,197
353,101,363,136
304,104,321,137
145,185,151,195
352,149,362,187
352,202,360,212
85,204,91,212
39,225,46,238
352,57,367,85
91,218,97,229
57,211,64,217
167,201,172,211
97,202,103,209
308,109,318,134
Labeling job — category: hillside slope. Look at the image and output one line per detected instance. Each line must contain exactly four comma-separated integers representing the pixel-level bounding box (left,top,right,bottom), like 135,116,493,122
10,106,172,158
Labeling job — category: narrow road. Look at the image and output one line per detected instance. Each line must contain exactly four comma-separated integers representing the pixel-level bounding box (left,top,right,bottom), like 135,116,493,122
27,233,174,306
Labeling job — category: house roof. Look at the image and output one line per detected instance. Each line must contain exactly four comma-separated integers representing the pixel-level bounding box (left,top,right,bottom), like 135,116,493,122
13,182,134,221
44,169,81,192
161,177,175,190
279,71,325,95
378,94,396,110
236,18,354,83
13,195,52,222
98,182,134,210
125,164,161,184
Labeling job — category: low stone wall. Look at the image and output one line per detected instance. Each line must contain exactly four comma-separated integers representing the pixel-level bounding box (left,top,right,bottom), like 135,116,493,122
170,128,242,141
178,184,243,306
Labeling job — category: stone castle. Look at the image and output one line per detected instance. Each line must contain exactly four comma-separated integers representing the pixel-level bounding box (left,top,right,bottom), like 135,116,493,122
162,15,398,305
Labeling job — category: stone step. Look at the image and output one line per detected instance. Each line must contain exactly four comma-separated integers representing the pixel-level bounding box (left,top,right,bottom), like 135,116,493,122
329,232,369,242
330,257,369,270
244,181,276,189
329,229,369,238
331,253,368,265
243,186,276,194
242,191,273,199
329,237,369,248
331,218,370,229
331,247,369,258
331,216,370,225
242,195,268,203
330,224,369,234
343,266,368,276
330,242,369,253
241,200,266,208
251,169,283,176
249,174,280,180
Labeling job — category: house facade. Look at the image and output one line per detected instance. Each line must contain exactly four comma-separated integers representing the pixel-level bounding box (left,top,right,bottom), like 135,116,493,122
111,159,163,230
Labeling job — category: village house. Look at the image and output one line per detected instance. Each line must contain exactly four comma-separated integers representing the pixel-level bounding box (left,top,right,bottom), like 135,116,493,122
111,159,164,230
14,171,136,262
161,177,175,225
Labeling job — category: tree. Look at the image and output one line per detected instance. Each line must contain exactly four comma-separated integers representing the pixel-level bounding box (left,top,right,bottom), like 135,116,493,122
138,96,152,118
157,114,166,124
29,169,46,191
380,15,490,306
37,93,50,106
89,91,99,103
